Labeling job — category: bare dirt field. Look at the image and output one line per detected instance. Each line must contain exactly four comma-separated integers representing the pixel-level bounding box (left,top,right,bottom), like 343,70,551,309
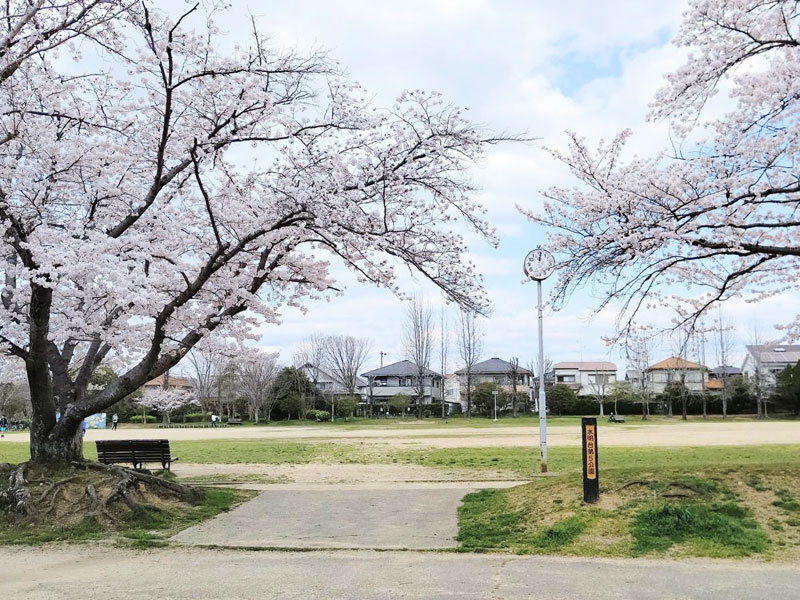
2,419,794,448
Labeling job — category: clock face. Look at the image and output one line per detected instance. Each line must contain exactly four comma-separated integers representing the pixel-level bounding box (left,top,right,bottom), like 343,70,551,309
523,248,556,280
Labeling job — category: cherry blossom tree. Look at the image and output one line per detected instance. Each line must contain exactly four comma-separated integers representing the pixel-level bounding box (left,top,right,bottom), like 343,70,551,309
527,0,800,340
0,2,508,463
137,387,198,426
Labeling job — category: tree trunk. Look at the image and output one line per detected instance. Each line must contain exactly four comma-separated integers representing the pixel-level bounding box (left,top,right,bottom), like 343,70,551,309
598,399,604,416
681,395,687,421
641,399,647,420
466,373,472,416
668,399,673,416
30,422,84,463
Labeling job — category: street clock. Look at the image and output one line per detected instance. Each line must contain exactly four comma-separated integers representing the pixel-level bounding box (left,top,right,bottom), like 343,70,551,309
523,247,555,281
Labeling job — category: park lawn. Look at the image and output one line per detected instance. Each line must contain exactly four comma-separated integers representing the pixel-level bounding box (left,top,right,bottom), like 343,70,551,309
456,465,800,560
2,440,799,473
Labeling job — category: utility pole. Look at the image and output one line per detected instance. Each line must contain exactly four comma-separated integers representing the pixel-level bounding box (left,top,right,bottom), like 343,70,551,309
524,247,556,473
380,351,387,368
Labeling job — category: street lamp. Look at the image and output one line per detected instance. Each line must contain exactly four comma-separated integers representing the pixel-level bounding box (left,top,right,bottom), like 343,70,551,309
492,390,499,422
523,246,556,473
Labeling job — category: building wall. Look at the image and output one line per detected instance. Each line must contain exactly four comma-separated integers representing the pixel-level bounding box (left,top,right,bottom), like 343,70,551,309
553,368,616,397
645,369,706,396
360,374,442,404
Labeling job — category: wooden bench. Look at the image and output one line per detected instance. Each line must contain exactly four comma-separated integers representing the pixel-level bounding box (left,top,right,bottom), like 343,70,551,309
608,415,626,423
227,418,243,425
95,439,178,470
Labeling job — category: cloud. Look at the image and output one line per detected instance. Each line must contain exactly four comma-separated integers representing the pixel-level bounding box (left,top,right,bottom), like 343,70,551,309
171,1,800,378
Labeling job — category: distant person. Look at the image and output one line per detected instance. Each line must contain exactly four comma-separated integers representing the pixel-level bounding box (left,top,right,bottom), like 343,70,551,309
111,413,119,430
0,415,7,438
211,414,218,428
81,419,88,436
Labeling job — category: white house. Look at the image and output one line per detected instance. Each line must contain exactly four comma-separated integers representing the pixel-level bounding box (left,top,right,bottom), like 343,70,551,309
742,345,800,392
551,361,617,397
644,357,707,396
360,360,443,406
444,373,465,413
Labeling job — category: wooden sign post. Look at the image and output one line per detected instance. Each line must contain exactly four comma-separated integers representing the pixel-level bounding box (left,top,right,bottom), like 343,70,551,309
582,417,599,503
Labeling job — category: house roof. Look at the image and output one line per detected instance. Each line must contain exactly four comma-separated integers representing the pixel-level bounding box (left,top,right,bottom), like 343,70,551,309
144,374,194,389
362,360,441,378
454,357,532,375
746,345,800,365
647,357,706,371
710,365,742,376
553,361,616,371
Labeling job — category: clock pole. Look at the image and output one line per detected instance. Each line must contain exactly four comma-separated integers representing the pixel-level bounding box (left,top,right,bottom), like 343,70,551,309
523,246,554,474
537,277,548,473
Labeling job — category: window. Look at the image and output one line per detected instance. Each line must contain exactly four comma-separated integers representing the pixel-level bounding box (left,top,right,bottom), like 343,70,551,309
556,375,575,383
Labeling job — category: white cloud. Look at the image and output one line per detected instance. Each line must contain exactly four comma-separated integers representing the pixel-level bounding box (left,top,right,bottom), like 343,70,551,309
182,1,800,377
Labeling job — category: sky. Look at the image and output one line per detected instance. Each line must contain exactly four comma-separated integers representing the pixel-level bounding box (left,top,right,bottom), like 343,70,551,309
176,0,799,376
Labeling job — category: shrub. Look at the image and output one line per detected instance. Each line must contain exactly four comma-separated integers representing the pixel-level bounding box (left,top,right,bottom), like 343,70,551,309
129,414,158,423
306,409,330,422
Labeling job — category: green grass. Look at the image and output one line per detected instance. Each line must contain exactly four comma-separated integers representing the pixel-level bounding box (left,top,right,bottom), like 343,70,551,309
456,471,778,558
0,486,253,546
773,489,800,513
3,441,799,476
400,444,800,477
631,501,768,557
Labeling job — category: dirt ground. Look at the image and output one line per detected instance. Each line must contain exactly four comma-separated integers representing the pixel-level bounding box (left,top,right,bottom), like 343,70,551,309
174,462,525,486
2,419,795,448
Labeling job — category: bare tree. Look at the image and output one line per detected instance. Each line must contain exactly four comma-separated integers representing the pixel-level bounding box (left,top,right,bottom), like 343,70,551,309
237,353,280,422
186,343,234,417
750,325,771,419
404,297,435,419
714,308,734,419
322,335,372,395
295,333,327,393
625,330,652,420
528,356,552,414
457,311,483,416
439,304,449,418
509,357,520,417
588,369,609,416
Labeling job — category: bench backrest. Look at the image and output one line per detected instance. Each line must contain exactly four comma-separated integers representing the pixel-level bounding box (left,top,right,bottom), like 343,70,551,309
96,439,172,463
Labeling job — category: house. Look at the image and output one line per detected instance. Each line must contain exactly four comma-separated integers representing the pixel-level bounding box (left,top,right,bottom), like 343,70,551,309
550,361,617,397
454,358,532,393
360,360,443,406
300,363,366,397
742,345,800,392
706,365,742,395
644,357,707,396
444,374,465,413
143,374,194,391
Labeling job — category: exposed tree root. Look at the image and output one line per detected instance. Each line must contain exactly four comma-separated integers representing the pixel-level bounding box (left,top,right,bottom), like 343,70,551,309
0,461,204,528
617,480,651,491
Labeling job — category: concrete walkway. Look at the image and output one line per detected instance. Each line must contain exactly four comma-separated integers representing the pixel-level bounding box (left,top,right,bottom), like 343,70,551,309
3,545,799,599
173,483,513,549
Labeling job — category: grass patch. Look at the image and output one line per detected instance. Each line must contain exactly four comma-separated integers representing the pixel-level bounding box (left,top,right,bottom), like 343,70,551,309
631,502,768,557
401,445,800,477
773,489,800,513
456,470,786,559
